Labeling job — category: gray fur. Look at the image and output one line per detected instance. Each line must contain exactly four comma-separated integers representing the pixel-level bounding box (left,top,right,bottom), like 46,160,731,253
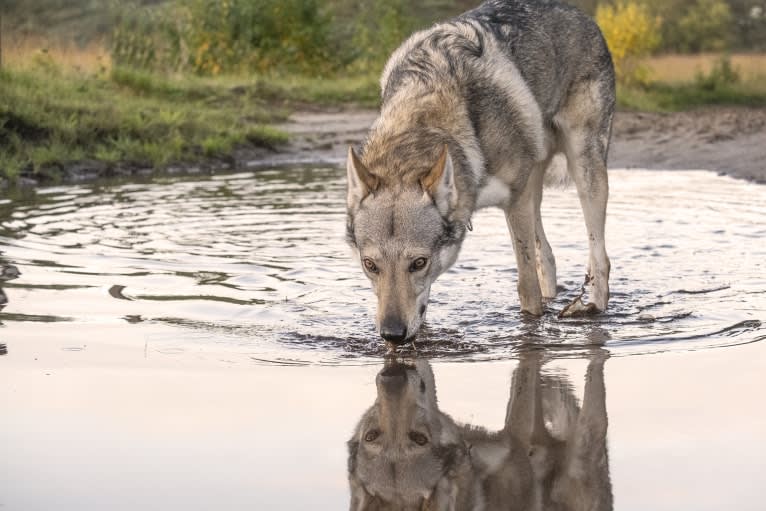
347,0,615,340
347,351,613,510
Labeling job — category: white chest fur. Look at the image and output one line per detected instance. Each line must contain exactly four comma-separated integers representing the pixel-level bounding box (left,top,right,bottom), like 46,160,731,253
475,176,512,209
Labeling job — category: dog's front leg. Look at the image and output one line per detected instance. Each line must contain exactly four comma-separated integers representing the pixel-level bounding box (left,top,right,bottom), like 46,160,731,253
505,184,544,315
578,349,609,444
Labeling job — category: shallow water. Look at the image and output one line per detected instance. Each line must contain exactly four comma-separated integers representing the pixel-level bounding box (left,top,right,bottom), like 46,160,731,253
1,167,765,510
1,168,764,361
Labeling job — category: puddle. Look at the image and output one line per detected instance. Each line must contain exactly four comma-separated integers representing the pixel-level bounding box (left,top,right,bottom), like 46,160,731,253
0,168,763,362
1,167,765,510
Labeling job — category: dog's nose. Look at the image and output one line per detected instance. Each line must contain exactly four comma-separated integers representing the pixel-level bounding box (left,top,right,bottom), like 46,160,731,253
377,362,411,393
380,321,408,344
379,363,408,379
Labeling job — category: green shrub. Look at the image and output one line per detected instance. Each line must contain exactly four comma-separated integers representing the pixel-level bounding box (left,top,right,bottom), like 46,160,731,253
695,55,740,91
349,0,418,73
111,2,186,72
183,0,337,75
109,0,419,76
677,0,733,52
111,0,349,75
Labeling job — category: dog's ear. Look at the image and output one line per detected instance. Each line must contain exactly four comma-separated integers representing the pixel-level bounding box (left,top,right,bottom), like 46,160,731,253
347,147,379,210
421,145,458,216
425,443,467,511
348,439,375,511
347,439,360,474
349,479,376,511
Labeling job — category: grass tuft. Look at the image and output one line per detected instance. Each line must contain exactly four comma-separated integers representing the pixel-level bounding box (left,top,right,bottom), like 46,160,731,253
251,75,381,107
0,65,291,183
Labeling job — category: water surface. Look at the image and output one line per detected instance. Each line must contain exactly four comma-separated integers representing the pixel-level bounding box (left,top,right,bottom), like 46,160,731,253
1,167,765,510
0,168,763,361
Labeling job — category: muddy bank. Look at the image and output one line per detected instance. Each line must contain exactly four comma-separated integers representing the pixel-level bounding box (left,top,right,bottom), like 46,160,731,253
610,108,766,183
4,107,764,190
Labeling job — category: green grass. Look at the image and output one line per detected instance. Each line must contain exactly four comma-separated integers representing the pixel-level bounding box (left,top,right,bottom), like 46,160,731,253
0,63,384,184
618,83,766,111
251,74,381,107
0,66,291,183
617,76,766,111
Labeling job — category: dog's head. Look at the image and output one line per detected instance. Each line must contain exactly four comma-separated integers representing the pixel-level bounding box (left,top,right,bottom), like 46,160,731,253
346,146,466,344
347,359,467,510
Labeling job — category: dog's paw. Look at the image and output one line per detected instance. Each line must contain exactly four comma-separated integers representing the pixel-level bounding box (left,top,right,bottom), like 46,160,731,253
558,296,600,318
520,300,544,316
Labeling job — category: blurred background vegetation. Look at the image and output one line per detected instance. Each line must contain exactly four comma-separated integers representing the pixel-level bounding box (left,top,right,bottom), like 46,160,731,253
1,0,765,181
3,0,765,73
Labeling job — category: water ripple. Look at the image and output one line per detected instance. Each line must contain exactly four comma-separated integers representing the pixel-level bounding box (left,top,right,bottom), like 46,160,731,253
0,168,764,364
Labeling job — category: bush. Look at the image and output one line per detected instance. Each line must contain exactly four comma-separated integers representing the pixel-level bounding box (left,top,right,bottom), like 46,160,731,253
676,0,733,52
348,0,417,73
595,1,662,85
109,0,422,76
695,55,740,91
183,0,337,75
111,2,186,72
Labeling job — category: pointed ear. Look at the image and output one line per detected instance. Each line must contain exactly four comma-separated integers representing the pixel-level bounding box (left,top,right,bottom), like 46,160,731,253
348,439,375,511
349,477,375,511
347,147,379,210
420,145,458,216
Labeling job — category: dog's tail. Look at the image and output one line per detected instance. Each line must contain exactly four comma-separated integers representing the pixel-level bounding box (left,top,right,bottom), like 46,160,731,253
543,153,572,189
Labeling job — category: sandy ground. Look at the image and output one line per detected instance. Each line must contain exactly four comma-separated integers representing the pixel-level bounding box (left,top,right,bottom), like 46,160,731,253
275,107,766,183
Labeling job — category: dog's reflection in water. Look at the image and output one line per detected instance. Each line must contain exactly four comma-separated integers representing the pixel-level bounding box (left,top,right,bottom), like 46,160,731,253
347,350,612,511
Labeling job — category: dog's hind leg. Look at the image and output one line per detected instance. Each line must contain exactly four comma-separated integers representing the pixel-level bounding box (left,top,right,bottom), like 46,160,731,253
556,80,613,312
531,163,557,299
505,180,544,315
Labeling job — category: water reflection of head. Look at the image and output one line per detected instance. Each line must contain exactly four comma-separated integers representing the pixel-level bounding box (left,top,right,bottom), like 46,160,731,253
347,350,612,510
348,358,467,510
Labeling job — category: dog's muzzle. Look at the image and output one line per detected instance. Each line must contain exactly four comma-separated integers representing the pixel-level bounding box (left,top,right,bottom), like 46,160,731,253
380,318,408,345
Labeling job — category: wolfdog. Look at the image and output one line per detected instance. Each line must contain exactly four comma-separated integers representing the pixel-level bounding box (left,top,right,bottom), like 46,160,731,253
346,0,615,343
347,351,612,510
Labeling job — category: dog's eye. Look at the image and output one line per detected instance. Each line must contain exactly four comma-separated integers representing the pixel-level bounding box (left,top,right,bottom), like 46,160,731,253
364,430,380,442
409,257,428,272
363,258,379,273
409,431,428,446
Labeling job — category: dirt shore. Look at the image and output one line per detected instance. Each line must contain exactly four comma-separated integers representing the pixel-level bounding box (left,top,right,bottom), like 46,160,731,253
277,106,766,183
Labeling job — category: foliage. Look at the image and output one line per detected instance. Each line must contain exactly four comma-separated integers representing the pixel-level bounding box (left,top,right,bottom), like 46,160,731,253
676,0,734,52
111,2,185,72
694,55,741,90
348,0,419,73
182,0,336,74
596,1,663,85
6,0,766,62
111,0,345,75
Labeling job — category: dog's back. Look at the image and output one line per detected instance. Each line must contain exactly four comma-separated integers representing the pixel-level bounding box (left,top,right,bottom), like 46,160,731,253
381,0,614,123
369,0,615,192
